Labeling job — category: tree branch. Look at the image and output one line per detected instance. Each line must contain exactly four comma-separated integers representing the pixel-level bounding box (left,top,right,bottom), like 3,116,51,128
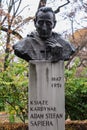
54,0,70,14
65,40,87,69
14,16,34,31
0,26,22,39
38,0,47,9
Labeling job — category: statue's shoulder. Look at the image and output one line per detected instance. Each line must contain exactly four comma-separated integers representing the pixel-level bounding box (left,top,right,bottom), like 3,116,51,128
52,32,61,38
52,32,67,43
20,31,37,44
27,31,37,38
15,31,37,48
52,32,71,45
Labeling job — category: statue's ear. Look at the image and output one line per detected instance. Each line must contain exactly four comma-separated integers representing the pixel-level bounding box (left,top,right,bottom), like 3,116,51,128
34,18,37,27
53,20,56,28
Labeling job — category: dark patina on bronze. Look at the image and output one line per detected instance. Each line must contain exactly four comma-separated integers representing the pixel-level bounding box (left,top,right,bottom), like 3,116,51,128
13,7,75,62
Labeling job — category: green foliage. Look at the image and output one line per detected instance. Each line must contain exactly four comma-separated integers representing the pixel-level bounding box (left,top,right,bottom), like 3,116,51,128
0,51,87,122
9,114,15,123
65,59,87,120
0,58,28,123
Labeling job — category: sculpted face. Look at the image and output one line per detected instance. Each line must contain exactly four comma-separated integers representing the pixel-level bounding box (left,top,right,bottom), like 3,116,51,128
35,11,55,39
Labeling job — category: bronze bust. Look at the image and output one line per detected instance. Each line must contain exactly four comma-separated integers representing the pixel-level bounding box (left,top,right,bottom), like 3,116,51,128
13,7,75,62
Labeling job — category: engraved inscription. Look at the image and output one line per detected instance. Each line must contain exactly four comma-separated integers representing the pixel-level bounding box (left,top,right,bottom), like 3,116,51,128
51,77,62,88
30,100,63,127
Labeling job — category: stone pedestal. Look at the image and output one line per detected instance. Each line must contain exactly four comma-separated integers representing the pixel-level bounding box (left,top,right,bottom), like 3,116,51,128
29,60,65,130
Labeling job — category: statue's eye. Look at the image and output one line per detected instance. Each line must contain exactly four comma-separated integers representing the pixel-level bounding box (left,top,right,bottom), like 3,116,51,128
38,20,52,27
46,21,52,26
38,21,43,26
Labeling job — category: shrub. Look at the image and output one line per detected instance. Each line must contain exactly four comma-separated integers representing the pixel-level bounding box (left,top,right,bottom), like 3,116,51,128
65,60,87,120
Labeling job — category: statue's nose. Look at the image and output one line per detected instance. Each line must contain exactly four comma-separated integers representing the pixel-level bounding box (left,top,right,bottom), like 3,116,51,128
42,22,47,31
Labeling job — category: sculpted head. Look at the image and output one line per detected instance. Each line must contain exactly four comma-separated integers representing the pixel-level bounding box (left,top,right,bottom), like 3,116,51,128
34,7,56,39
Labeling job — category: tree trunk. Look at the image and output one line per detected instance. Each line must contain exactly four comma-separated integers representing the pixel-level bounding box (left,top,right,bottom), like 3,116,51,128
4,28,11,70
38,0,47,9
